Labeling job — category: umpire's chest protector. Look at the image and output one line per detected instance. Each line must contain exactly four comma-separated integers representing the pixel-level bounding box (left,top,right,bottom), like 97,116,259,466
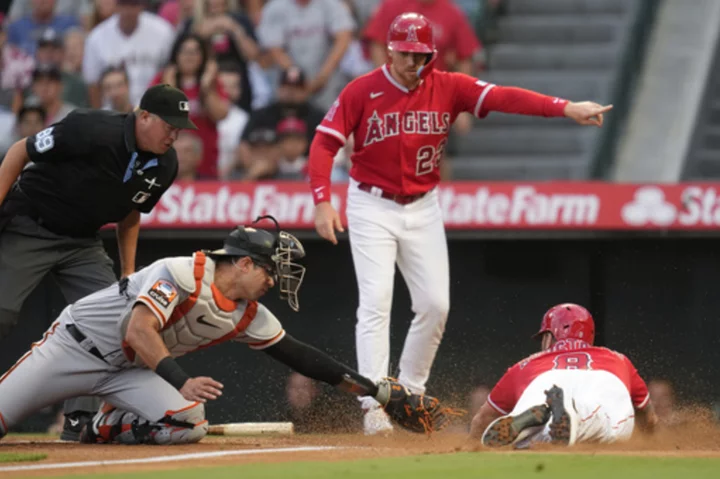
134,252,258,366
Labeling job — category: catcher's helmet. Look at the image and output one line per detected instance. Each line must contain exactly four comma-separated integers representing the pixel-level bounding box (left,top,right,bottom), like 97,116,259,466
533,303,595,344
208,216,306,312
387,12,437,79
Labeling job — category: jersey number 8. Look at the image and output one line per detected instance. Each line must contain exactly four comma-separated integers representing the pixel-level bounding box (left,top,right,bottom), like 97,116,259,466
553,352,593,370
416,138,448,176
34,127,55,153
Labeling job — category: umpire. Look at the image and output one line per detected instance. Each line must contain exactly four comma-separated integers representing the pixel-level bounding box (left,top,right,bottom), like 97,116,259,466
0,84,197,440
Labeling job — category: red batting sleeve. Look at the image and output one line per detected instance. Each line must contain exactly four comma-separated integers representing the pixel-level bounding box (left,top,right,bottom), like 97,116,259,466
482,85,568,118
624,355,650,409
308,133,344,205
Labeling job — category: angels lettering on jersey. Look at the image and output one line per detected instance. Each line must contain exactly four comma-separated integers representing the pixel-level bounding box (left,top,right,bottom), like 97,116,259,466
363,110,450,147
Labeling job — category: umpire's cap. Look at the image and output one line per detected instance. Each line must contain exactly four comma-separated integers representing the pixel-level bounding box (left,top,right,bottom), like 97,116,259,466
140,84,198,130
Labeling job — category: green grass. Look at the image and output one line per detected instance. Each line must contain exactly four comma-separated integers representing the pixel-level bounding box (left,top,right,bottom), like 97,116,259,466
0,452,47,463
55,452,720,479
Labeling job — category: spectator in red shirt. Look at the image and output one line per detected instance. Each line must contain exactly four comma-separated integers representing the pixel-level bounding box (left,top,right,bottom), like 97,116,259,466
152,33,230,179
363,0,483,133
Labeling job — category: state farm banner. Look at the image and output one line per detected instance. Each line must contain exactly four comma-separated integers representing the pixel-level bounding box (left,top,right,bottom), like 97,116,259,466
138,181,720,230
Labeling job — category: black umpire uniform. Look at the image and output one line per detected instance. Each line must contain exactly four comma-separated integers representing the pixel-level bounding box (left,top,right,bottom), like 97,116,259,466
0,84,197,440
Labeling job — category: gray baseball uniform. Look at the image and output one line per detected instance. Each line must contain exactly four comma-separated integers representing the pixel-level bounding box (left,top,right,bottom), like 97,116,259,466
0,252,284,444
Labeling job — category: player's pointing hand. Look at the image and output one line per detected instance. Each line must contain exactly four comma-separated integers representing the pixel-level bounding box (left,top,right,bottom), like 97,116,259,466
564,101,613,127
314,202,344,245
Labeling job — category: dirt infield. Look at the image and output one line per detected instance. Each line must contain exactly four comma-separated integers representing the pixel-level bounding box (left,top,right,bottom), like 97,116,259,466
2,416,720,478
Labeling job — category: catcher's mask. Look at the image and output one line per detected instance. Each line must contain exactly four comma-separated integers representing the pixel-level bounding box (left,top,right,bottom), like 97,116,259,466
208,216,306,311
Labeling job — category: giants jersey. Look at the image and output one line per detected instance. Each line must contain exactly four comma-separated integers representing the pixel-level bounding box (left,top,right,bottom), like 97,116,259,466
487,341,650,415
316,65,493,196
64,252,285,368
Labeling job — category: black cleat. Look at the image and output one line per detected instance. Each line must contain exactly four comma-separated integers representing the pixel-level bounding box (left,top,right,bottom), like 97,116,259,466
60,412,93,442
482,404,551,447
544,385,578,446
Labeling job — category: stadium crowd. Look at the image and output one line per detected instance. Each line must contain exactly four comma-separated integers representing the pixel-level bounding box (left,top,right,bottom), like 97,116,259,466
0,0,494,182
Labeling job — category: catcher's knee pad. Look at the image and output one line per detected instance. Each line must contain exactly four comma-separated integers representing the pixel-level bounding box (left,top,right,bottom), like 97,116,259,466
84,402,207,445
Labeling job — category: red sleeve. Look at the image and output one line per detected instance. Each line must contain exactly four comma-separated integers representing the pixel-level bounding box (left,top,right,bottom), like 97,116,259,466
453,9,482,60
362,1,398,44
487,365,519,415
624,355,650,409
308,133,344,204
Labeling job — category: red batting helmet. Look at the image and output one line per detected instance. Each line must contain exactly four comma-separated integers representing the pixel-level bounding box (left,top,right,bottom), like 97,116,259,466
387,12,437,79
533,303,595,344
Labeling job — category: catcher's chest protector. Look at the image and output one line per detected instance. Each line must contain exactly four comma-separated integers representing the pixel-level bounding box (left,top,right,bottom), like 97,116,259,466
130,252,258,367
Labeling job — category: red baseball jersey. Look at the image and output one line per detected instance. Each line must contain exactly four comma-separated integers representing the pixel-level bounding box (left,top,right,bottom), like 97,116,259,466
487,340,650,415
316,65,493,196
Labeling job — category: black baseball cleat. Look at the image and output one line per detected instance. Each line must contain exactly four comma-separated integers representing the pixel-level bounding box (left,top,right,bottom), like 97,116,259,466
60,411,93,442
544,385,578,446
481,404,551,447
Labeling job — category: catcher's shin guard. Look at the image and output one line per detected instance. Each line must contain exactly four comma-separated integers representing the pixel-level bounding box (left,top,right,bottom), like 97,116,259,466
82,402,208,445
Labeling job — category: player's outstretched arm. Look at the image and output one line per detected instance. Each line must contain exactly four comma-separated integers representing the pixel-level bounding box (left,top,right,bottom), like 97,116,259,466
0,139,31,205
634,401,659,434
263,334,458,433
469,401,502,440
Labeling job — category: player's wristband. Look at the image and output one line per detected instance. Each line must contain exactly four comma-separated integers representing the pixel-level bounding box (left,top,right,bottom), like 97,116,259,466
155,356,191,390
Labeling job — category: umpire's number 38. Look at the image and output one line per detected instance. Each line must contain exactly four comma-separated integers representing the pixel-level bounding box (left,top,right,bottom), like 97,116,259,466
34,127,55,153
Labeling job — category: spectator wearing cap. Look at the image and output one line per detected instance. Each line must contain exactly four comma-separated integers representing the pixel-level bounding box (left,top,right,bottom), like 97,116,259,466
151,33,230,179
216,62,250,180
258,0,355,111
238,66,325,170
83,0,174,108
100,65,135,113
29,28,89,108
363,0,484,134
30,63,76,126
6,0,80,56
174,131,204,180
240,126,280,180
0,21,35,111
274,116,309,181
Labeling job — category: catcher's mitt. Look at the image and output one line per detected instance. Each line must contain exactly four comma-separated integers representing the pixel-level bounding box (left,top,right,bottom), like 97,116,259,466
375,378,464,434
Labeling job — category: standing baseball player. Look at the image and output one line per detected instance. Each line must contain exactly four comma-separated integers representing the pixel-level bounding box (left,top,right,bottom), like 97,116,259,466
0,84,195,440
308,12,613,434
470,303,658,448
0,220,452,444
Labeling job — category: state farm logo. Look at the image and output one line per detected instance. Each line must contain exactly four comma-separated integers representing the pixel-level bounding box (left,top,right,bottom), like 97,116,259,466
621,187,676,226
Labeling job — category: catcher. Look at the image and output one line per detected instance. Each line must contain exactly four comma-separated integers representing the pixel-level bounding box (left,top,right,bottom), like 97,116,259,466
0,217,452,444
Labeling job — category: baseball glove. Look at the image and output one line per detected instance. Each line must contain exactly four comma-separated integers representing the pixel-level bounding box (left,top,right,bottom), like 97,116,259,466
376,378,464,434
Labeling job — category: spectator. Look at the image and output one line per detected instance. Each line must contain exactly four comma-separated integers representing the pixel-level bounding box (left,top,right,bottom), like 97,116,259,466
32,28,89,108
6,0,93,24
241,126,280,180
83,0,174,108
257,0,355,110
274,116,308,180
362,0,483,133
6,0,80,56
178,0,261,113
99,65,134,113
83,0,118,31
217,62,250,179
0,22,34,111
152,33,230,179
349,0,382,27
158,0,196,29
61,28,85,75
29,63,76,126
14,98,47,141
174,131,204,180
238,66,324,169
